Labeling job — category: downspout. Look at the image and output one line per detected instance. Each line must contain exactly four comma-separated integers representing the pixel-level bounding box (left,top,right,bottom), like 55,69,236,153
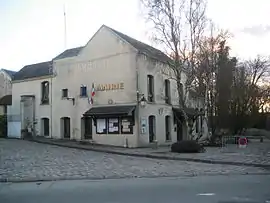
135,52,140,147
50,63,53,139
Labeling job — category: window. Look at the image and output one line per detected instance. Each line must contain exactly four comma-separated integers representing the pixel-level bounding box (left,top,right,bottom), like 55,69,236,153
179,83,184,98
164,79,171,104
96,118,107,134
80,86,87,97
165,116,171,141
62,88,68,98
121,117,133,134
95,117,134,135
108,118,119,134
147,75,154,102
41,81,49,104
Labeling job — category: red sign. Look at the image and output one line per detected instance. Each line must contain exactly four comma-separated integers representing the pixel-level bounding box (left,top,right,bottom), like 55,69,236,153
238,137,248,145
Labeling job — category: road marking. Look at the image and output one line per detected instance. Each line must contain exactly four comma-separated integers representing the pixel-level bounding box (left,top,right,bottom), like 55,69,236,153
232,197,252,201
196,193,215,196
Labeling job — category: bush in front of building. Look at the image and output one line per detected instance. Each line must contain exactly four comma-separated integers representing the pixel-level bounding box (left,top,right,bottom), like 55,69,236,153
171,140,205,153
0,115,7,138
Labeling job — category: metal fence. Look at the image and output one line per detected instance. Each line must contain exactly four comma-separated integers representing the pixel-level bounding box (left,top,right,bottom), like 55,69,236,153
221,135,265,147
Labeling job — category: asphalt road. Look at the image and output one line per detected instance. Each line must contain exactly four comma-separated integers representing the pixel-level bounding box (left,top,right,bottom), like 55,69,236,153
1,175,270,203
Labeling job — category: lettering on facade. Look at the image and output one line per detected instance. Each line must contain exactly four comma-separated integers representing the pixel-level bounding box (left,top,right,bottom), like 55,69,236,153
96,83,124,91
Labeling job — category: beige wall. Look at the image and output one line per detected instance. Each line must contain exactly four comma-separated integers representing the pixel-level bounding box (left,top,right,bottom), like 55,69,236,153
9,25,206,146
51,26,139,147
11,77,52,137
135,54,205,144
136,54,188,144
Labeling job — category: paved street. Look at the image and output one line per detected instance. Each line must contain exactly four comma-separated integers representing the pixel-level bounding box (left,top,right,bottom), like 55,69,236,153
1,175,270,203
0,139,269,182
31,137,270,167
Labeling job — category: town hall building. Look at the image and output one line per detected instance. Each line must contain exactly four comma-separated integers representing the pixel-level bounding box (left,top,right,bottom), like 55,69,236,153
8,25,206,147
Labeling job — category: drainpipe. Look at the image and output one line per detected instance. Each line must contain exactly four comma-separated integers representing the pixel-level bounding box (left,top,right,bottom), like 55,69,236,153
50,63,53,139
135,52,140,147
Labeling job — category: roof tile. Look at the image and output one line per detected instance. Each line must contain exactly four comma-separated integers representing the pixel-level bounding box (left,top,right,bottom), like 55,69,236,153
13,61,53,81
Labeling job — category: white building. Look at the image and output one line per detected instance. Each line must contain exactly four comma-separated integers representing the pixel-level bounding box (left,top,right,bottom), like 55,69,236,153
9,25,206,147
0,69,15,115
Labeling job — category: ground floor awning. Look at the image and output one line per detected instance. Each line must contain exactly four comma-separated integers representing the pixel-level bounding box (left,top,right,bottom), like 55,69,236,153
83,105,136,117
0,95,12,106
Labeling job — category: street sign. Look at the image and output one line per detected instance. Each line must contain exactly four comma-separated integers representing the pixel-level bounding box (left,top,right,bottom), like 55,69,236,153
238,137,248,148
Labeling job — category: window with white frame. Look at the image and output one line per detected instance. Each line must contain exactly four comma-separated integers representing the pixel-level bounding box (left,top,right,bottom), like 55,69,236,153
96,118,107,134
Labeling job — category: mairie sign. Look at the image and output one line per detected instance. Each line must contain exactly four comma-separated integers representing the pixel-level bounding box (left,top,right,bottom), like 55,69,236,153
96,83,124,91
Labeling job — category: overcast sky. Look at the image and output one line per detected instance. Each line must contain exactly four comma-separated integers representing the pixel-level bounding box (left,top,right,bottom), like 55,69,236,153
1,0,270,71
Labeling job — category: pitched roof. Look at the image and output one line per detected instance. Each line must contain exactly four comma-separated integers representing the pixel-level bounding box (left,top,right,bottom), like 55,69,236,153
1,69,16,79
13,61,53,81
0,95,12,105
104,25,172,64
52,25,172,63
53,46,84,60
15,26,172,82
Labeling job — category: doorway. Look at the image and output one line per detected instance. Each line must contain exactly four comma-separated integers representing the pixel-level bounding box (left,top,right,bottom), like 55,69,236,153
177,122,183,141
165,116,171,141
61,117,70,139
41,118,50,136
82,117,92,139
148,115,156,143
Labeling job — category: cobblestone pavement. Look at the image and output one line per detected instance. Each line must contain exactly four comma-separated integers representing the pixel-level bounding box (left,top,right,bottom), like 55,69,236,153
149,142,270,166
0,139,269,182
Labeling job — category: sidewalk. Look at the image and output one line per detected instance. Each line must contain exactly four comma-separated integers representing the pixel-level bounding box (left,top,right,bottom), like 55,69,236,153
28,137,270,169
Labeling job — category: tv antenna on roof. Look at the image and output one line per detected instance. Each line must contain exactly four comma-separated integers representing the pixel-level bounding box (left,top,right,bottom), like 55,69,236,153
63,4,67,49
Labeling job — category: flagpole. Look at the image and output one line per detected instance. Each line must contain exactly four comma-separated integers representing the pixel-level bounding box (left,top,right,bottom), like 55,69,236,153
63,4,67,49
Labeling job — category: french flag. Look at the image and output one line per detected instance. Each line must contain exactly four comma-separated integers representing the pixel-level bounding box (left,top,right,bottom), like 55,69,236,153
91,83,95,97
88,83,95,104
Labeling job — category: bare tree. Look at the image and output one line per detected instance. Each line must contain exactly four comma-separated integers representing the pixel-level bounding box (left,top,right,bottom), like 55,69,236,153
241,56,270,114
230,56,270,131
140,0,208,139
195,23,232,135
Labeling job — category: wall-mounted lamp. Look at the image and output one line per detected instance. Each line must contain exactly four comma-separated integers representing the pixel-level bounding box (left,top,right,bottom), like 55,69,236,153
137,91,147,107
140,96,147,107
67,97,75,105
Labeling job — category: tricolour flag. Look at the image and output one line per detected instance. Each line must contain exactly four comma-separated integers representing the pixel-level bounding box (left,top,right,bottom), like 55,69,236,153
91,83,95,97
88,83,95,105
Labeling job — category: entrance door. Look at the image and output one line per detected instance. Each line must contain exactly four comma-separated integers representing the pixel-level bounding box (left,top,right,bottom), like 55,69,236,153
177,121,183,141
63,117,70,139
148,115,156,143
41,118,50,136
84,117,92,139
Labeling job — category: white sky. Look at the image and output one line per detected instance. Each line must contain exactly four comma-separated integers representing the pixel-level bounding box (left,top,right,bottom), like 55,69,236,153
1,0,270,71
